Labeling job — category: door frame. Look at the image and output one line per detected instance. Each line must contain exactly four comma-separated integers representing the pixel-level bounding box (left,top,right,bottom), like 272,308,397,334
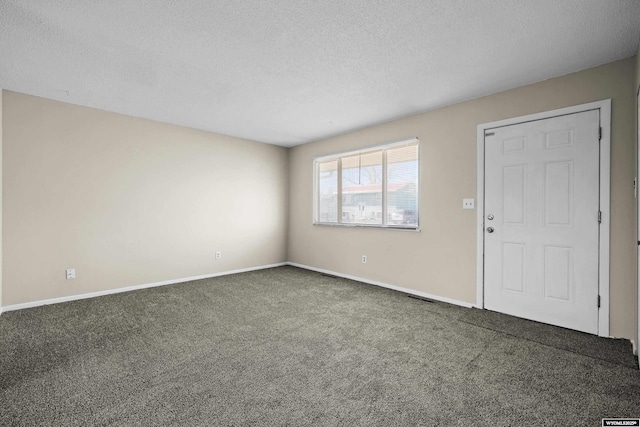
475,99,611,337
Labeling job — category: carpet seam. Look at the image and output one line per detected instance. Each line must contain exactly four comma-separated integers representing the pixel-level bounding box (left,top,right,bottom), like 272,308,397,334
455,318,638,371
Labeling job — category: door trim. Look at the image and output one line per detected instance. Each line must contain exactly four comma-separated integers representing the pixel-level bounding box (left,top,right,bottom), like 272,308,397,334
476,100,611,337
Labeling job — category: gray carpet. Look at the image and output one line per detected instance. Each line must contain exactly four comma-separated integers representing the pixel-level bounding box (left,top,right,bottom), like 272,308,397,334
457,306,637,369
1,266,638,426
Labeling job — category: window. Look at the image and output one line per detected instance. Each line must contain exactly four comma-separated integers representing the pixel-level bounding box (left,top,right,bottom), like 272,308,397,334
314,138,419,229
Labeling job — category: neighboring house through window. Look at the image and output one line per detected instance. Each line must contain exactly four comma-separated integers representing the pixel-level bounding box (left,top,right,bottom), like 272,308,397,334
314,138,419,229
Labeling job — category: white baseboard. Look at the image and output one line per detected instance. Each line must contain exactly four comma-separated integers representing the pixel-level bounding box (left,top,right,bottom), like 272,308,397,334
0,263,287,314
287,262,476,309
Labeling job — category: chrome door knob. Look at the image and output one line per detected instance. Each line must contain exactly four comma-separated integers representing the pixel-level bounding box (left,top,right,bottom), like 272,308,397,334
487,227,494,233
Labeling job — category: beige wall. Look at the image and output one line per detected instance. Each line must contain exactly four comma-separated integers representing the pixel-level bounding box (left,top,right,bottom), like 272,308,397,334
289,57,637,341
636,43,640,349
636,41,640,88
0,89,3,310
2,91,289,305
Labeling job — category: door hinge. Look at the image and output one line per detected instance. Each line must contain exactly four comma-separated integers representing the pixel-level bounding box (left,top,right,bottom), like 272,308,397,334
598,127,602,141
597,295,601,308
598,211,602,223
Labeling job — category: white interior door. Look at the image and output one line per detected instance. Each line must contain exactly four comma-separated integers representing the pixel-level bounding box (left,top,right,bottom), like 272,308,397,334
483,109,600,334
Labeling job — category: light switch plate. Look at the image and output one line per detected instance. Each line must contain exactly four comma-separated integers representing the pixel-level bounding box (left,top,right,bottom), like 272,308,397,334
463,198,475,209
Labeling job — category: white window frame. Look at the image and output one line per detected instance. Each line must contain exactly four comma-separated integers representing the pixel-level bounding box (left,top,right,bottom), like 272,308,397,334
313,137,419,230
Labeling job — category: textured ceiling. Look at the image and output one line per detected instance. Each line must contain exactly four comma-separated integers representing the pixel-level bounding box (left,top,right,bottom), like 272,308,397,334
1,1,639,147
